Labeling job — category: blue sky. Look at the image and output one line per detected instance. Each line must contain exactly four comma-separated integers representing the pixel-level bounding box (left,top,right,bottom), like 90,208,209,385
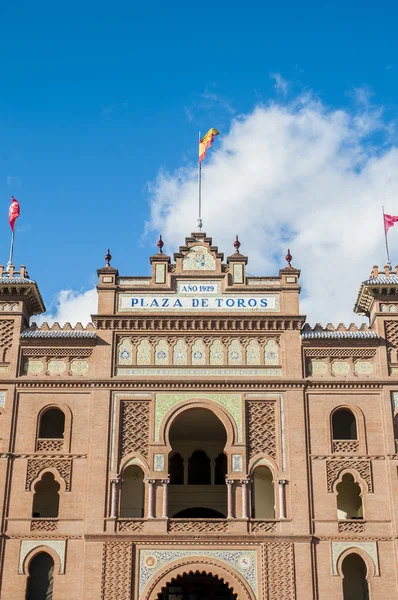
1,1,398,323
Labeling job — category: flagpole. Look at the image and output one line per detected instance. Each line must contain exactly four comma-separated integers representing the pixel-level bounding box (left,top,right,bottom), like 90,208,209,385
198,131,202,232
383,205,391,266
7,229,15,269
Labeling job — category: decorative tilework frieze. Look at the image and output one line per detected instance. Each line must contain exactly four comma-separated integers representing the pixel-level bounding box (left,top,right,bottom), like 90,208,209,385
173,340,188,365
331,361,351,376
331,541,378,575
154,339,169,366
210,339,225,365
70,359,89,375
138,549,257,597
154,393,242,442
116,367,281,377
182,246,216,271
264,339,279,365
191,339,206,365
19,539,66,574
0,391,5,408
354,361,373,375
137,339,151,365
118,339,133,366
153,454,165,471
246,339,261,365
232,454,243,472
47,360,66,375
228,339,243,365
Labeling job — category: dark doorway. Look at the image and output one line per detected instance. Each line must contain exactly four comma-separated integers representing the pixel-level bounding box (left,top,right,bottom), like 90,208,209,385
159,572,237,599
173,507,225,518
26,552,54,600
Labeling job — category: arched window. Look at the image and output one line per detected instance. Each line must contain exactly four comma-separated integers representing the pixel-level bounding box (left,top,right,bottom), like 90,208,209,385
26,552,54,600
215,453,227,485
394,413,398,441
38,408,65,439
252,466,275,519
120,466,144,518
332,409,357,440
342,553,369,599
32,472,60,518
169,453,184,485
188,450,211,485
337,473,363,519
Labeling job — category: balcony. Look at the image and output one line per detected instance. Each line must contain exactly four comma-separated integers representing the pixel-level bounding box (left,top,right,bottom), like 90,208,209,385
332,439,359,454
36,438,64,452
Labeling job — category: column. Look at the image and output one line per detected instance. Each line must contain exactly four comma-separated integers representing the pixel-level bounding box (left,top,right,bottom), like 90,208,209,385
240,479,250,519
161,478,170,519
147,479,156,518
226,479,234,519
278,479,288,519
110,477,122,519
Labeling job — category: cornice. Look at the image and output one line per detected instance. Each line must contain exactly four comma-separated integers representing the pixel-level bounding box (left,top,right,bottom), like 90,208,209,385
0,453,87,459
85,534,312,544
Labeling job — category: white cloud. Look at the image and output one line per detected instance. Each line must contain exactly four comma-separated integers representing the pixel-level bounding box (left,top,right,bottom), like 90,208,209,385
146,95,398,326
33,288,97,326
270,73,289,95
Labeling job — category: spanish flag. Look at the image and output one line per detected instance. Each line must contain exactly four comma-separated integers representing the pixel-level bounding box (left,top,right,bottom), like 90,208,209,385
199,128,220,163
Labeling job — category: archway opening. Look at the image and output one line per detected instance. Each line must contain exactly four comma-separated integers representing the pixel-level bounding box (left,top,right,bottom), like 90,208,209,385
168,408,228,518
26,552,54,600
32,472,60,518
342,553,369,600
38,408,65,439
252,465,275,518
332,409,357,440
120,465,144,518
337,473,363,520
158,572,237,600
173,507,225,518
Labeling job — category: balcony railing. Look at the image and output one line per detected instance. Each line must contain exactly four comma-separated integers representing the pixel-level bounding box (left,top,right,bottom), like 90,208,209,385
30,518,58,532
36,438,64,452
117,519,145,533
338,519,366,533
168,518,228,534
332,439,359,453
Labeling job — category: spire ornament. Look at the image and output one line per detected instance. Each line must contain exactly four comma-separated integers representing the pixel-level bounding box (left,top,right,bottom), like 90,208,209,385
234,235,241,254
157,235,164,254
105,249,112,267
285,249,292,267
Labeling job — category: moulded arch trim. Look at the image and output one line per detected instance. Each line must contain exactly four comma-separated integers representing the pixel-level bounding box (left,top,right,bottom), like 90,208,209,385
142,557,256,600
20,541,66,575
329,404,366,450
249,454,278,478
161,398,238,450
331,468,368,497
119,454,149,476
30,467,66,493
334,545,377,578
35,403,72,452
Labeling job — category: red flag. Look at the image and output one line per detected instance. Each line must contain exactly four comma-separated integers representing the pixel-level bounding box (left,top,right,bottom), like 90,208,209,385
8,196,20,232
384,213,398,234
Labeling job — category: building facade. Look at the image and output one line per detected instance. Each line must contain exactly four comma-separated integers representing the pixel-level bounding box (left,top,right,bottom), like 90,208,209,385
0,231,398,599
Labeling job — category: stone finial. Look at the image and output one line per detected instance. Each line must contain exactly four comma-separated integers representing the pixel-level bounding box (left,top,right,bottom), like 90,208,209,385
285,249,292,267
157,235,164,254
371,265,379,278
233,235,241,254
105,249,112,267
384,262,391,276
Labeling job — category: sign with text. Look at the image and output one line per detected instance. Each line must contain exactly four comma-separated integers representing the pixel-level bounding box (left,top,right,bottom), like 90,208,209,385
118,293,279,312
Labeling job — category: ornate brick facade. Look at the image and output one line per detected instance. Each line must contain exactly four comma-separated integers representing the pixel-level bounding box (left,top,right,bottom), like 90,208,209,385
0,237,398,599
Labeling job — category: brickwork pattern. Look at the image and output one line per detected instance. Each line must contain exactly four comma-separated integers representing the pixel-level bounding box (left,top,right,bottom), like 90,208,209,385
168,520,228,533
36,439,64,452
25,458,71,491
246,401,276,459
30,519,58,531
332,440,360,453
250,521,277,533
118,520,145,533
120,400,150,460
338,521,366,533
101,542,133,600
265,543,296,599
0,319,13,362
326,459,372,492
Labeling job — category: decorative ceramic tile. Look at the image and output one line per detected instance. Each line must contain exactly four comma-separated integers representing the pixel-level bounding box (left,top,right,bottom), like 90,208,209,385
233,264,244,284
70,360,89,375
0,392,5,408
154,392,243,442
191,339,206,365
173,340,187,365
153,454,165,472
47,360,66,375
137,339,151,365
19,539,66,574
138,549,257,597
331,541,378,576
309,360,328,376
264,339,279,365
392,392,398,411
118,338,133,365
24,359,44,375
155,263,166,284
228,339,243,365
210,339,224,365
0,366,8,374
182,246,216,271
116,367,281,378
332,361,351,376
154,339,169,366
354,361,373,375
246,340,261,365
381,303,398,312
232,454,243,472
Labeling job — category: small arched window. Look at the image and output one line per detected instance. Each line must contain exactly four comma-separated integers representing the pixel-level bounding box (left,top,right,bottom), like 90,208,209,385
39,408,65,439
342,553,369,599
337,473,363,520
252,466,275,519
32,472,60,518
26,552,54,600
188,450,211,485
215,453,227,485
169,453,184,485
332,409,357,440
120,466,144,518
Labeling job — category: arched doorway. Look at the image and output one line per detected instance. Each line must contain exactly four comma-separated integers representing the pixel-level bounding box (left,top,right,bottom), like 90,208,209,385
168,408,228,518
342,553,369,599
158,572,237,599
26,552,54,599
